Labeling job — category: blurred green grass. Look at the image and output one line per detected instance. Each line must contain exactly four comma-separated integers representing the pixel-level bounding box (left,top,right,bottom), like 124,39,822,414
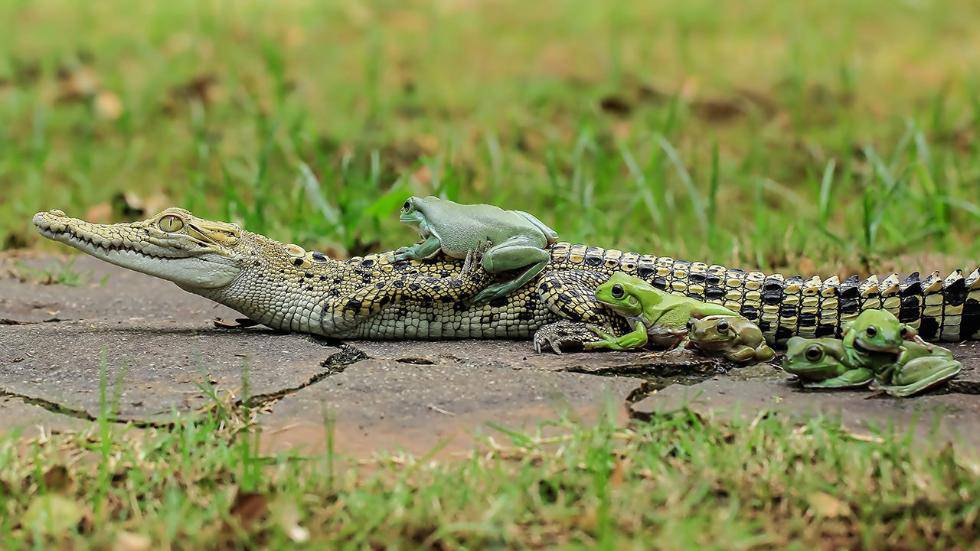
1,0,978,274
3,399,978,548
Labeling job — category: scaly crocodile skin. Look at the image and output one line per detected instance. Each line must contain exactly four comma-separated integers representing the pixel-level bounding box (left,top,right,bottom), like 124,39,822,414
33,209,980,346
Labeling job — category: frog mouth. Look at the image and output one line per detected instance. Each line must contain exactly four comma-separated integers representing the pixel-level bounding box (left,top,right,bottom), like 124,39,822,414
852,338,901,356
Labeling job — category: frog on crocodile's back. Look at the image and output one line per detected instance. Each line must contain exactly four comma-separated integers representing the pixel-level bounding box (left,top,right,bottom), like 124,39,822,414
782,337,874,389
687,315,775,365
393,196,558,305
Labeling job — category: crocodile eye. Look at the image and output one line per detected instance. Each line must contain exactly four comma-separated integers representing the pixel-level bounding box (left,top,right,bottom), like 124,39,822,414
716,320,729,332
158,215,184,232
866,326,877,338
805,345,823,362
610,284,625,299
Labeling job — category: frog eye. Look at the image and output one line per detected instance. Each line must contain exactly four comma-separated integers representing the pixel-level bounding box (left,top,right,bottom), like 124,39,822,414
716,320,729,332
865,326,877,338
158,215,184,232
805,345,823,362
686,319,695,330
610,284,625,299
402,200,413,212
900,326,910,338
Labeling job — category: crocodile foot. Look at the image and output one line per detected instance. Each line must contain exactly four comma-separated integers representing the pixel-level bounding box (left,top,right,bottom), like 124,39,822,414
533,321,603,354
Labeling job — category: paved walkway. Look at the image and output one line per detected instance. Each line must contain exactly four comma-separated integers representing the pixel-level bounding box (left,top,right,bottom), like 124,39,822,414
2,254,977,456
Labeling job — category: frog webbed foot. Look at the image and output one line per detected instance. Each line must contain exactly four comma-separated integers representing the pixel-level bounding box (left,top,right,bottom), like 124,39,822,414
471,283,510,306
533,321,603,354
393,236,443,262
392,247,413,262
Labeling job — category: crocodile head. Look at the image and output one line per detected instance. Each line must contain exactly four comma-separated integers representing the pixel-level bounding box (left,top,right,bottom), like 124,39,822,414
33,208,246,289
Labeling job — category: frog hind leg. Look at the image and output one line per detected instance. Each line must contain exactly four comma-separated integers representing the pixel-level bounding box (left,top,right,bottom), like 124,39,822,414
877,358,962,398
755,344,776,363
802,368,874,389
514,211,559,244
472,238,551,304
724,345,763,365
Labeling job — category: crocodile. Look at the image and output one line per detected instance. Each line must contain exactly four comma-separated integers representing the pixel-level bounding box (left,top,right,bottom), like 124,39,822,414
32,208,980,351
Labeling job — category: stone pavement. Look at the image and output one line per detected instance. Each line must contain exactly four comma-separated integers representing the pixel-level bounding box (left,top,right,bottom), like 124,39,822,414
1,254,977,456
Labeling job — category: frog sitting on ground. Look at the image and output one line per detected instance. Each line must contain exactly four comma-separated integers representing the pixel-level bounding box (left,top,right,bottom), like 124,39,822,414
585,272,738,352
782,337,875,389
687,315,775,365
782,309,909,389
871,340,961,397
840,309,910,374
782,309,961,396
393,196,559,304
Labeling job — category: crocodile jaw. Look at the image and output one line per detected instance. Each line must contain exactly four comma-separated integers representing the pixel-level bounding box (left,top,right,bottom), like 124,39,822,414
33,210,242,289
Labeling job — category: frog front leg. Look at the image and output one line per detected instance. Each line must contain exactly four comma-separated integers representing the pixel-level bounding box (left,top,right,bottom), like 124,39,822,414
584,319,649,351
394,236,443,261
532,269,627,353
803,368,874,389
875,357,962,398
472,236,551,304
723,345,769,365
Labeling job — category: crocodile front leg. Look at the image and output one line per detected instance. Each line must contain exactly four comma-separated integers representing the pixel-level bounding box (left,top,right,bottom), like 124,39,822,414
532,269,626,353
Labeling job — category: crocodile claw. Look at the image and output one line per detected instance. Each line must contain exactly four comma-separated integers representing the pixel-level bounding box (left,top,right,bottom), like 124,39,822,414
533,321,601,354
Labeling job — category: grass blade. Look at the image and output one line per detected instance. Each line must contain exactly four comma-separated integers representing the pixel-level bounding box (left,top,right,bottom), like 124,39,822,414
658,135,706,233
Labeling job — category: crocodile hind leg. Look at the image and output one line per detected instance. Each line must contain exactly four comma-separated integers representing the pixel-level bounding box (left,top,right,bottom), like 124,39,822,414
532,269,627,353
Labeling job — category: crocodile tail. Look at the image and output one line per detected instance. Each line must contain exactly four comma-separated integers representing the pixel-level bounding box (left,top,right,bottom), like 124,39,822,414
549,243,978,343
669,263,980,344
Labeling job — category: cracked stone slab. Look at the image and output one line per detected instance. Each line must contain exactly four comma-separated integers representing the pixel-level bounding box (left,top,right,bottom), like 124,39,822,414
350,339,728,376
0,321,339,421
0,254,240,323
946,341,980,394
260,352,643,457
630,363,980,449
0,395,89,435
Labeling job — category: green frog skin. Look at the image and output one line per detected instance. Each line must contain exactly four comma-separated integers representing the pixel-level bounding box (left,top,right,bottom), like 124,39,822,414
841,309,912,373
871,341,962,397
688,315,776,365
782,337,874,388
585,272,738,351
393,196,559,305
